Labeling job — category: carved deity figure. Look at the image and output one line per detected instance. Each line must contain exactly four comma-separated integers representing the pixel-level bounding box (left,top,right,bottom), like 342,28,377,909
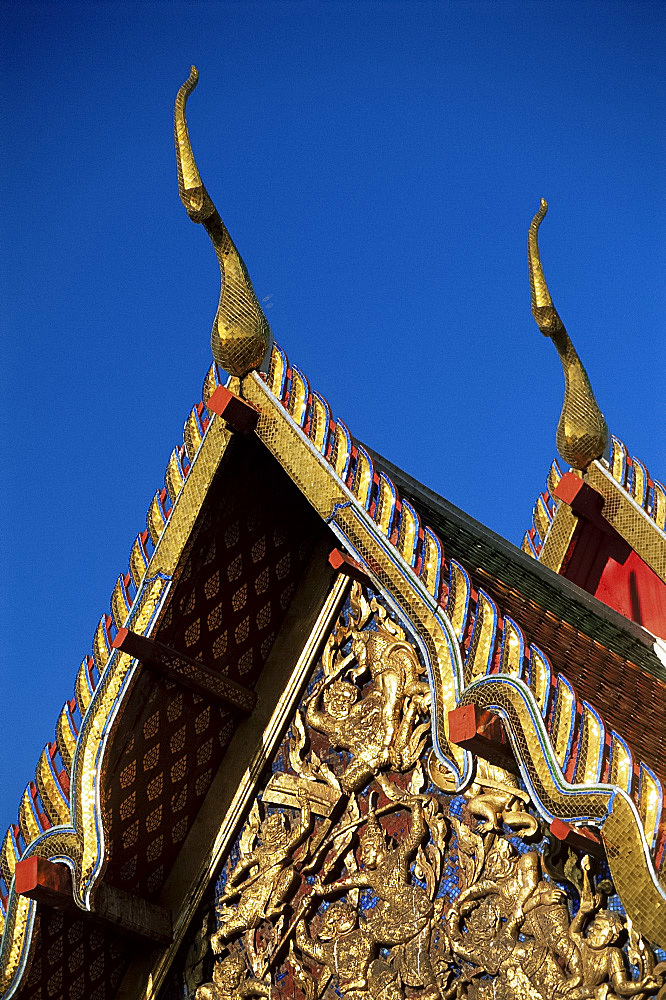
306,678,388,792
195,951,269,1000
448,836,582,996
447,831,666,1000
566,859,662,999
315,798,431,942
306,624,430,792
295,901,376,993
212,797,310,949
312,798,439,995
348,630,431,769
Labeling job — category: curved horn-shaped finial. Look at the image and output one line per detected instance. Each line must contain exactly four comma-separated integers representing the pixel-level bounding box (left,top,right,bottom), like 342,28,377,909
528,198,565,336
174,66,214,221
174,67,271,378
527,200,608,471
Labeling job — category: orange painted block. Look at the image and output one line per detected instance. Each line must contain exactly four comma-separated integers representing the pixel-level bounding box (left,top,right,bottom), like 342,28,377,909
15,857,71,904
549,818,603,855
206,385,260,434
328,548,370,584
448,704,479,745
448,704,517,773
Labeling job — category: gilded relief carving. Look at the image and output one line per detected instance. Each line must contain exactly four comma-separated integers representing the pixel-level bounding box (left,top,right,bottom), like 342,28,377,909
303,586,431,794
464,760,538,838
194,584,665,1000
195,950,270,1000
213,794,311,950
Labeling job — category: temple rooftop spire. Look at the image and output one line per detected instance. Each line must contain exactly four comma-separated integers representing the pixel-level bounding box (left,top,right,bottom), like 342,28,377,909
528,198,608,471
174,66,271,378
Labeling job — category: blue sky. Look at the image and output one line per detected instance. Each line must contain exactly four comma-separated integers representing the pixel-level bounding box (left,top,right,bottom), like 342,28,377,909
1,1,664,834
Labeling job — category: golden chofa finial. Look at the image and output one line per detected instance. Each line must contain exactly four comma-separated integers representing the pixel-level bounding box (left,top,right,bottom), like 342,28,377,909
174,67,271,378
528,199,608,471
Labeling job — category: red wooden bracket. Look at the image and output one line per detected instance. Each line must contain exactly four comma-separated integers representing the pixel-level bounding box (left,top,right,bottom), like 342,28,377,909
328,548,371,585
554,473,625,542
15,857,71,906
554,471,632,569
206,385,260,434
14,856,172,942
554,472,604,519
549,817,604,857
448,704,518,773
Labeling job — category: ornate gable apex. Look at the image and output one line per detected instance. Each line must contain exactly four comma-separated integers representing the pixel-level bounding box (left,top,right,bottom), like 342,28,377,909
7,330,665,1000
2,68,665,1000
524,438,666,637
522,200,666,640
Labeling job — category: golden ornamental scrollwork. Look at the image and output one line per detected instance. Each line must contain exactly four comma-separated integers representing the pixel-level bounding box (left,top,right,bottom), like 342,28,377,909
193,583,665,1000
528,199,608,471
174,67,272,377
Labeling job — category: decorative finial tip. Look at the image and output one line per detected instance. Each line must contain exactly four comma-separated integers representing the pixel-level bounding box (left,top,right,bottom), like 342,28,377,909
526,197,608,469
528,197,557,325
531,199,548,231
173,64,271,378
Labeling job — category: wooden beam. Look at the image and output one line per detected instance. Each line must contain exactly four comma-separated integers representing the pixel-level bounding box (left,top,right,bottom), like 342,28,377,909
112,629,256,714
549,818,604,858
14,857,172,944
94,881,172,945
555,472,605,523
328,548,372,585
448,704,518,774
555,472,630,553
206,385,260,434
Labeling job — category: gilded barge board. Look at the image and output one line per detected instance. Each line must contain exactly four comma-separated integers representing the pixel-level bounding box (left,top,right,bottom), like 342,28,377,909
0,415,234,999
243,367,666,947
243,370,469,788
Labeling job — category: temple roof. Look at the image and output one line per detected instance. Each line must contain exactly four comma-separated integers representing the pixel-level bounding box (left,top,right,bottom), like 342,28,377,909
2,64,665,999
1,334,665,997
369,442,664,681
